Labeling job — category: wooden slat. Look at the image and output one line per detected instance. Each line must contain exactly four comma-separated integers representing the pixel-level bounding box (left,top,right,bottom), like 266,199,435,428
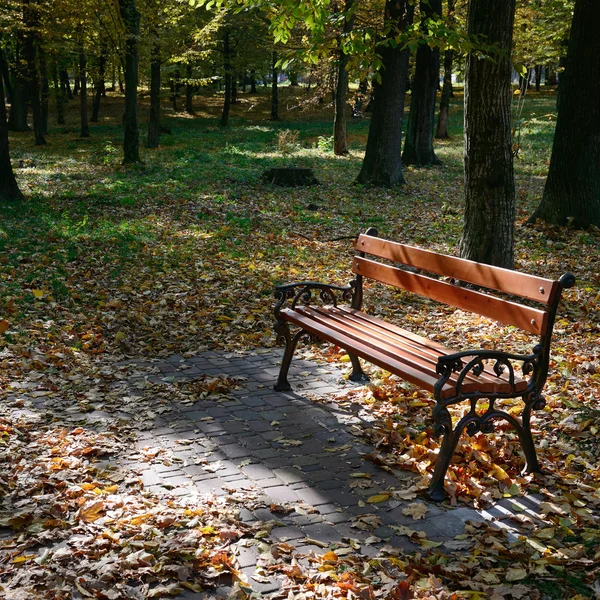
280,308,442,393
306,306,518,388
352,256,549,335
321,307,503,385
356,234,558,305
281,307,527,399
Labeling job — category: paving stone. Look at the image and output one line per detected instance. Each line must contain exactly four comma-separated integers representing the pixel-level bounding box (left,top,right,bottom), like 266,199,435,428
271,525,305,541
296,487,332,507
301,523,343,544
242,464,274,481
273,467,304,485
265,486,300,504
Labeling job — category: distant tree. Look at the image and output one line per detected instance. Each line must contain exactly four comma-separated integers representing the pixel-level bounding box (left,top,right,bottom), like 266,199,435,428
435,0,456,139
333,0,354,156
459,0,516,268
356,0,415,186
402,0,442,166
528,0,600,228
119,0,142,163
0,49,23,202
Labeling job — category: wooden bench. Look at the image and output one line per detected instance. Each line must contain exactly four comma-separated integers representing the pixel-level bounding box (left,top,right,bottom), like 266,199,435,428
273,228,575,501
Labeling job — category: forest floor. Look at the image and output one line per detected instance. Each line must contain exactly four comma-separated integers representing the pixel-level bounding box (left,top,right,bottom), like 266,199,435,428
1,86,599,599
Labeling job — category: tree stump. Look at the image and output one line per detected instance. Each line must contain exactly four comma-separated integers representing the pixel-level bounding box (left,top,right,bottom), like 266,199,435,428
262,167,319,187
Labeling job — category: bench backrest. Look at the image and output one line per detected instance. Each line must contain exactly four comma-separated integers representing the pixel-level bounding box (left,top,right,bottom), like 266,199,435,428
353,233,560,336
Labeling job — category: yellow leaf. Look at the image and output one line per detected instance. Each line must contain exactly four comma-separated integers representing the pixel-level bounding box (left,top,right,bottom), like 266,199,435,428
321,551,339,563
339,354,351,363
79,501,105,523
490,464,510,481
115,331,125,343
32,289,44,298
367,494,390,504
0,319,9,333
13,554,36,564
402,502,428,520
104,484,119,494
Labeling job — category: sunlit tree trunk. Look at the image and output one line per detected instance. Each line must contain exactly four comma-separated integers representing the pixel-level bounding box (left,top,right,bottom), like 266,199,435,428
460,0,516,268
91,42,107,123
356,0,414,186
185,62,194,114
529,0,600,228
402,0,442,166
119,0,142,163
436,0,456,140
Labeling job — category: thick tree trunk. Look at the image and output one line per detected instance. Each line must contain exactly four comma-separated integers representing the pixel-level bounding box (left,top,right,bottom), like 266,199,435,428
333,0,355,156
460,0,516,268
91,43,107,122
534,64,542,92
528,0,600,228
0,57,23,202
0,50,12,104
119,0,142,163
356,0,414,186
147,32,161,148
23,0,45,145
402,0,442,166
60,68,72,100
220,31,231,127
250,70,257,94
270,51,279,121
78,33,89,138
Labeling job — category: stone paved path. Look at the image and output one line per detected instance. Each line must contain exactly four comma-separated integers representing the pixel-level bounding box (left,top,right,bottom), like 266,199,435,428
97,349,542,598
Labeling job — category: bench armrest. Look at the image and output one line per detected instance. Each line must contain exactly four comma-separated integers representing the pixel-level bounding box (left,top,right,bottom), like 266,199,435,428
435,346,543,401
274,281,356,317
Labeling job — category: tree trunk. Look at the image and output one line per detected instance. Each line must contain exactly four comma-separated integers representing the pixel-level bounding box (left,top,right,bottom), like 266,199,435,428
119,0,142,163
356,0,414,186
185,62,194,114
78,32,89,138
52,61,66,125
402,0,442,166
270,51,279,121
333,0,355,156
534,64,542,92
460,0,516,268
91,42,107,122
1,46,13,104
0,53,23,202
60,68,72,100
436,0,456,140
528,0,600,228
250,70,257,94
147,31,161,148
39,46,49,135
220,31,231,127
231,75,237,103
22,0,45,145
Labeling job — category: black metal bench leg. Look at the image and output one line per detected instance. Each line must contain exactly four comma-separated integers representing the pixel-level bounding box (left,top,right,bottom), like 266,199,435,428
274,325,303,392
348,354,370,382
517,401,542,474
428,409,469,502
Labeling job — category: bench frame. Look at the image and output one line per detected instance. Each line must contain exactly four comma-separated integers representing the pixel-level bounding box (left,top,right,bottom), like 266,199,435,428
273,228,575,501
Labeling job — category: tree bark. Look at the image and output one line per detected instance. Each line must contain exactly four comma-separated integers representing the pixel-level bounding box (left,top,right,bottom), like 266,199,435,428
78,31,89,138
39,46,49,134
270,51,279,121
0,49,12,104
60,68,72,100
402,0,442,166
0,52,23,202
185,62,194,114
53,61,66,124
118,0,142,163
91,42,107,122
147,30,161,148
435,0,456,140
356,0,414,186
22,0,45,145
528,0,600,228
220,31,231,127
460,0,516,268
333,0,355,156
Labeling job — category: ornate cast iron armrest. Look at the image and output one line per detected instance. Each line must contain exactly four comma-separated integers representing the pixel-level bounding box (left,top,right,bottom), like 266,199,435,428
274,281,356,317
435,346,543,400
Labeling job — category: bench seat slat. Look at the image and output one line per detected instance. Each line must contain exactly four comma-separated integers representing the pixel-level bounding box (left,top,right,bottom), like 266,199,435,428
353,256,549,335
281,306,527,400
321,307,504,386
357,234,558,305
